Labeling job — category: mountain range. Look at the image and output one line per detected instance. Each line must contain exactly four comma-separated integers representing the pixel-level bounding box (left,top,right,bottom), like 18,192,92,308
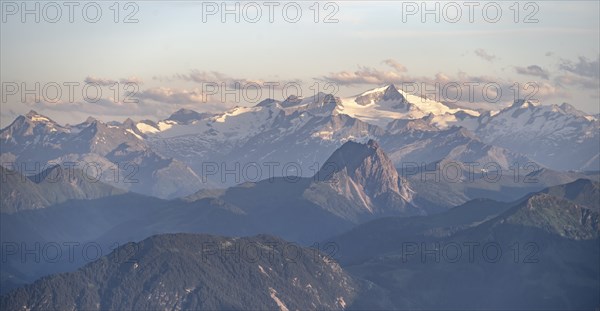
0,111,202,199
2,172,598,309
326,178,600,309
2,85,597,199
1,84,599,309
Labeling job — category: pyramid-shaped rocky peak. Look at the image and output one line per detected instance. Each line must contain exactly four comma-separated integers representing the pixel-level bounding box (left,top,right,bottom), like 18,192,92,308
318,139,401,196
382,84,405,101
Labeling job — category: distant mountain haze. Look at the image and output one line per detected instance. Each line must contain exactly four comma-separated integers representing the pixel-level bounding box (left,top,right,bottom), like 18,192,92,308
1,84,598,310
2,85,597,199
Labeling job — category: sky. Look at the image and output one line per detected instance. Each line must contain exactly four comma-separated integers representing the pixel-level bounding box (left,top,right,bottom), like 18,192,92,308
1,0,599,127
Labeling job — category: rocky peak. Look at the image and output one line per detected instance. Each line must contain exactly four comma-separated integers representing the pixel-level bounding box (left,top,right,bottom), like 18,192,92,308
319,139,401,196
166,108,210,124
382,84,405,101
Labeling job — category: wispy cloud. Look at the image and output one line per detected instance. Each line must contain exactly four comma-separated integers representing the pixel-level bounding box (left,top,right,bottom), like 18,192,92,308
84,76,117,87
474,49,496,62
157,70,300,90
515,65,550,80
555,56,600,89
555,73,599,90
382,59,408,72
321,66,407,86
85,76,144,86
120,76,144,85
321,59,569,105
353,27,599,39
137,87,205,105
559,56,600,79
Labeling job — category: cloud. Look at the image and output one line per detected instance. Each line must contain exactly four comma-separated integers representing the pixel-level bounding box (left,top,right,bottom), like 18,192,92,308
555,56,600,89
153,70,312,105
84,76,144,86
555,73,599,89
165,70,301,90
321,66,408,86
474,49,496,62
134,87,242,114
19,76,152,117
382,59,407,72
22,96,141,118
515,65,550,80
321,60,570,106
559,56,600,79
532,81,570,100
119,76,144,85
84,76,117,86
2,67,355,124
136,87,206,105
18,86,228,121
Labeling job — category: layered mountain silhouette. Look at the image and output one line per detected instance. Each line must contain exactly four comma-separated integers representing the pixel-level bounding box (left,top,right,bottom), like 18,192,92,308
330,179,600,263
1,100,598,309
0,111,202,199
2,177,598,309
0,140,421,293
3,83,597,199
327,179,600,309
1,165,124,213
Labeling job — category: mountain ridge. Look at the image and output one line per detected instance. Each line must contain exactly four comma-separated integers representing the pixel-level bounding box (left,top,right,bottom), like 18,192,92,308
0,233,358,311
2,84,598,199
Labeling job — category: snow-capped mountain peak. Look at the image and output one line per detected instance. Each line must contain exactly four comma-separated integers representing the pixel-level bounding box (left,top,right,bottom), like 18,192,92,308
0,111,205,199
511,99,541,109
556,102,596,121
25,110,58,124
2,111,66,139
474,99,599,171
277,92,340,117
352,84,406,105
336,84,479,127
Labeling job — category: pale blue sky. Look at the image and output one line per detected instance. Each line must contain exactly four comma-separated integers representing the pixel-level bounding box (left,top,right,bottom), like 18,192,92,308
1,1,599,126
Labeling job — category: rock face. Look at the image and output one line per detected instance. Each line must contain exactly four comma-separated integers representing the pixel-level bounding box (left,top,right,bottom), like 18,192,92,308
320,139,404,197
0,233,358,311
306,140,421,220
165,108,213,124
